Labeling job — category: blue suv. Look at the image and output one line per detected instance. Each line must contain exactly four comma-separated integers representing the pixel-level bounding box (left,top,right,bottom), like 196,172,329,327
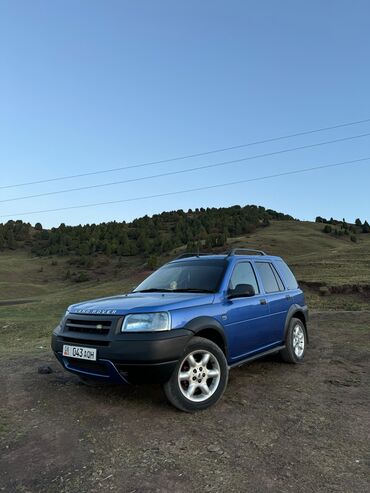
52,249,308,411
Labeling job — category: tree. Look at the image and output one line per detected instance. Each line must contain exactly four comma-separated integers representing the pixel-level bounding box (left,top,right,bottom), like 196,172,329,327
78,242,89,256
6,230,16,249
186,241,197,252
0,204,297,258
322,225,332,234
147,255,158,270
104,242,112,256
355,218,362,227
362,220,370,233
136,233,150,254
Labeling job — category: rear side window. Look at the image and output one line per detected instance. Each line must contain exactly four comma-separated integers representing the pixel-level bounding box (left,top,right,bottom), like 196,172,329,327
275,260,299,290
271,264,285,291
255,262,281,293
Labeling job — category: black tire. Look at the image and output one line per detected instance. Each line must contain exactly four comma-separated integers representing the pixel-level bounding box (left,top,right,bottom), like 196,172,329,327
280,317,307,363
163,336,228,412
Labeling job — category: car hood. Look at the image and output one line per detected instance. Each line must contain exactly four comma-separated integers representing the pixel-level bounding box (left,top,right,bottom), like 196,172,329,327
68,292,215,315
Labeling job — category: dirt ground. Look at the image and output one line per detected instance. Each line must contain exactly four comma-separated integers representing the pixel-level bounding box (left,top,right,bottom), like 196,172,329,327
1,311,369,493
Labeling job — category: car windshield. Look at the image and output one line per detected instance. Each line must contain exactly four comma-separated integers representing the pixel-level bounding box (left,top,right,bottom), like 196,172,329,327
134,259,227,294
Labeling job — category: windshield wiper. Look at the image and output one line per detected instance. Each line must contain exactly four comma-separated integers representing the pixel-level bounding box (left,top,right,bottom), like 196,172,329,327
134,288,214,294
171,288,214,293
134,288,173,293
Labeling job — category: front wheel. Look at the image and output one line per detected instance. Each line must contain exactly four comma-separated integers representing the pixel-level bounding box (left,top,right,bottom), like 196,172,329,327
163,336,229,412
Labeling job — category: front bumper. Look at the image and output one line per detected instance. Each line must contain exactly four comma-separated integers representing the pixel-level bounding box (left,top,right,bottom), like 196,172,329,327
51,324,192,384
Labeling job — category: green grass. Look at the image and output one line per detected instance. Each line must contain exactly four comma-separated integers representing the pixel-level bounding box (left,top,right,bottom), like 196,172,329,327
228,221,370,289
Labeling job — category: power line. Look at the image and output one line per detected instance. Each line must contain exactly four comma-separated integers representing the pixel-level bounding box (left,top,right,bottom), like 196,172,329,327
1,131,370,203
1,117,370,190
1,157,368,219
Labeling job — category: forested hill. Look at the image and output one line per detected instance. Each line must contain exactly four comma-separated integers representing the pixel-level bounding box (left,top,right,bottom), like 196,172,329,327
0,205,294,257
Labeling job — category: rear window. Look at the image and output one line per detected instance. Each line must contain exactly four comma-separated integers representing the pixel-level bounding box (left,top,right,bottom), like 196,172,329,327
275,260,298,290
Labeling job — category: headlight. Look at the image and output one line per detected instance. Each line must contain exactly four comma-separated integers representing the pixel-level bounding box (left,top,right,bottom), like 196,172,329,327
59,309,69,325
121,312,170,332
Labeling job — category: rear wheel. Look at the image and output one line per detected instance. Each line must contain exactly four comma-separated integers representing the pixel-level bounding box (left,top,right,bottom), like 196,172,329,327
280,318,307,363
163,336,228,412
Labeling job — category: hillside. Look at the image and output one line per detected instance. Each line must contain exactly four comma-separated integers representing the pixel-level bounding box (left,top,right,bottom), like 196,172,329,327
0,219,369,344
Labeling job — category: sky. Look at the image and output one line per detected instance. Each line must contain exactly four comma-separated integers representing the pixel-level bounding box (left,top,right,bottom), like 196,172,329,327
0,0,369,228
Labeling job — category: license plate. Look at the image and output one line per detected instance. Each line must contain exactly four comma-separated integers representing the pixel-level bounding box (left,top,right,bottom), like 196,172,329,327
62,344,97,361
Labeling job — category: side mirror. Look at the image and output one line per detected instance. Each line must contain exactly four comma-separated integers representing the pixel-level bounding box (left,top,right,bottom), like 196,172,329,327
228,283,256,299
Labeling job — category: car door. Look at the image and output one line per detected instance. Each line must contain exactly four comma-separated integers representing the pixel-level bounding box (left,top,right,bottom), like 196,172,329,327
223,261,272,362
253,261,288,344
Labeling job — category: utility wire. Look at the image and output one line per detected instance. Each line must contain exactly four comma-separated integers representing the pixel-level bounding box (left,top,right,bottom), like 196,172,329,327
1,117,370,190
1,131,370,203
1,157,368,219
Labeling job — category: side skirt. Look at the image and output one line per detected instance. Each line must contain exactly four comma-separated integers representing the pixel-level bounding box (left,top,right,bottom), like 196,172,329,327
229,345,285,369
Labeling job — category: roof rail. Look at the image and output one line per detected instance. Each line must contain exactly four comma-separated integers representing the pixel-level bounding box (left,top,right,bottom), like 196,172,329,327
227,248,266,256
175,252,210,260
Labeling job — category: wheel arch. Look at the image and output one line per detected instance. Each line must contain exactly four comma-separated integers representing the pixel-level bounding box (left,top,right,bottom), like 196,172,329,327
284,304,309,343
184,317,228,358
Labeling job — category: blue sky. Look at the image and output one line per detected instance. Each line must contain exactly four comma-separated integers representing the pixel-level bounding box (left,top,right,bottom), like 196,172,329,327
0,0,369,227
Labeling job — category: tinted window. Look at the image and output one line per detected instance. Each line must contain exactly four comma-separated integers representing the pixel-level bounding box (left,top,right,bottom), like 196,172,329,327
134,260,226,293
275,260,298,290
255,262,280,293
271,264,285,290
229,262,259,294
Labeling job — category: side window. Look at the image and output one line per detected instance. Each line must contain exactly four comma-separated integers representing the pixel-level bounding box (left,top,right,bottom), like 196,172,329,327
255,262,282,293
229,262,259,294
274,260,299,290
271,264,285,291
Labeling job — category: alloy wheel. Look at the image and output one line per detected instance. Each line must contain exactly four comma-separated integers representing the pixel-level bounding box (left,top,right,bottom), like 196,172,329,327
292,324,305,358
178,350,221,402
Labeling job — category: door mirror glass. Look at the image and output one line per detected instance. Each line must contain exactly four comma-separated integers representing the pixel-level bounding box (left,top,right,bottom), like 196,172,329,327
228,283,256,299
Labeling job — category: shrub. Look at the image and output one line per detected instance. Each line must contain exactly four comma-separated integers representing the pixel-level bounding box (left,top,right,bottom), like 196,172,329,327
74,271,89,283
319,286,330,296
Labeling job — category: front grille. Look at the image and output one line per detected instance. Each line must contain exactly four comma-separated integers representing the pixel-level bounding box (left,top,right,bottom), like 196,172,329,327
65,317,112,335
61,336,110,347
65,358,108,375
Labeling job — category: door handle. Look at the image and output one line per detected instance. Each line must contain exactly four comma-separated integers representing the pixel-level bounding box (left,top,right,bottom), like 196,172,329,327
285,294,291,300
260,299,267,305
